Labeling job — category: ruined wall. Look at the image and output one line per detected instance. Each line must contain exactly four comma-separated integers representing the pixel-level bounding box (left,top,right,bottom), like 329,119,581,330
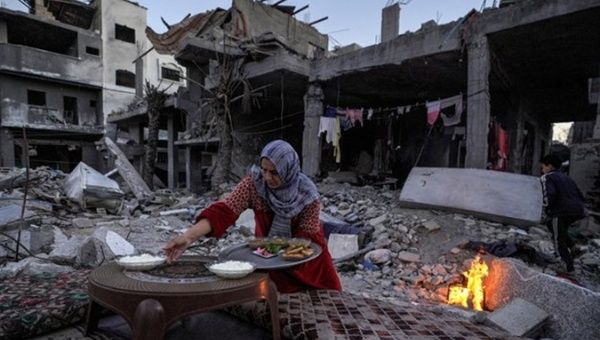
570,142,600,202
232,0,328,57
0,74,101,127
0,13,103,88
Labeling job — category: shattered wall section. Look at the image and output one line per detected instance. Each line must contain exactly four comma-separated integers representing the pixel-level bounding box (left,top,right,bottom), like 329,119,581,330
232,0,328,57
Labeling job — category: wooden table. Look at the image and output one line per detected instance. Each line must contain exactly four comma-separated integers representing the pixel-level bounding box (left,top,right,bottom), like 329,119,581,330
85,260,280,340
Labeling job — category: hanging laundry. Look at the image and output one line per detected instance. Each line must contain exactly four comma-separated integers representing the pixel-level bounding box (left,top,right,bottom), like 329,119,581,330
367,108,374,120
440,94,463,127
344,109,364,127
324,106,337,118
426,101,441,125
339,116,354,131
319,117,337,143
333,117,342,163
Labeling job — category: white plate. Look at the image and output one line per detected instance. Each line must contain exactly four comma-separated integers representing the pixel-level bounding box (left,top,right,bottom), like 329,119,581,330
207,261,255,279
116,257,165,271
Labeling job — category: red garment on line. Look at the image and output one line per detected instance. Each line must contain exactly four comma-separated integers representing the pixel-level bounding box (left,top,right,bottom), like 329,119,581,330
196,176,342,293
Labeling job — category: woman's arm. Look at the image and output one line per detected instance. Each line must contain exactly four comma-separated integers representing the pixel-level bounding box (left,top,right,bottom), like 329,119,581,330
164,176,256,262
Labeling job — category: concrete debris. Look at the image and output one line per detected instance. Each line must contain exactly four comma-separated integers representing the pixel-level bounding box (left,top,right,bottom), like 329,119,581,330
486,298,549,338
400,167,543,226
328,234,359,260
485,258,600,340
0,167,599,339
101,137,153,200
364,248,392,264
397,251,421,263
63,162,124,212
0,204,35,229
77,227,135,267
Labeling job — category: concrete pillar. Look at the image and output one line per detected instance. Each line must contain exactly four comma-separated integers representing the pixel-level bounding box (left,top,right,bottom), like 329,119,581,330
381,3,400,43
532,127,543,176
185,146,203,193
0,128,16,167
135,58,144,99
167,115,178,189
129,122,144,173
0,20,7,44
302,83,324,177
465,35,491,169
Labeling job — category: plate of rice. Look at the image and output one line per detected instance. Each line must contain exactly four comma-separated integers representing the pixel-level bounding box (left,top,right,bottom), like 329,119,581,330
116,254,165,271
207,260,255,279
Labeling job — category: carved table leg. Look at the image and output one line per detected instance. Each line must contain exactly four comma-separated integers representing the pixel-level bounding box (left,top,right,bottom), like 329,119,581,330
132,299,167,340
266,280,281,340
85,299,102,336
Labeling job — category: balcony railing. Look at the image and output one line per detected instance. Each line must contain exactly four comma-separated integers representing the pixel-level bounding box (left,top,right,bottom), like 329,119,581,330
1,103,103,134
0,43,102,86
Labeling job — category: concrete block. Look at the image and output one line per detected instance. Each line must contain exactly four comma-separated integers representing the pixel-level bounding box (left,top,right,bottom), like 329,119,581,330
485,258,600,340
0,204,35,228
328,234,359,260
486,298,548,337
400,167,543,226
397,251,420,263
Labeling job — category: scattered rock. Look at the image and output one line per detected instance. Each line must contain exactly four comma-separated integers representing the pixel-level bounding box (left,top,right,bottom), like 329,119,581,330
365,249,392,264
422,220,441,232
398,251,421,263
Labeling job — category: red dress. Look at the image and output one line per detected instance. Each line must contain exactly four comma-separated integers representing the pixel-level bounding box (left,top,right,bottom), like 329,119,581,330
197,176,342,293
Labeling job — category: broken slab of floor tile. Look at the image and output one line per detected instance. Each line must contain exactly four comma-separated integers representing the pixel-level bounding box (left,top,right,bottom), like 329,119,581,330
486,298,548,337
399,167,543,226
486,258,600,340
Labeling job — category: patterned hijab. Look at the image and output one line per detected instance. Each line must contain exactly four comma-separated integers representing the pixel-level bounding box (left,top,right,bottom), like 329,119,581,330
251,140,320,237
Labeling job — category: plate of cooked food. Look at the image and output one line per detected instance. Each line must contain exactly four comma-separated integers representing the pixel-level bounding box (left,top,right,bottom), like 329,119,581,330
218,237,321,269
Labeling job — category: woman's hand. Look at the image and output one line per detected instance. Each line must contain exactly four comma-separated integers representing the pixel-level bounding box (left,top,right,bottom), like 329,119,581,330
163,235,193,263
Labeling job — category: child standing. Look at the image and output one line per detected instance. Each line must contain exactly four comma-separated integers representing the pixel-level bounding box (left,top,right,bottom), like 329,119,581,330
540,154,586,273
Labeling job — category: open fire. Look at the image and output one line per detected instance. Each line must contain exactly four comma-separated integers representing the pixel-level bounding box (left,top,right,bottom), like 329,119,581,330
447,255,489,311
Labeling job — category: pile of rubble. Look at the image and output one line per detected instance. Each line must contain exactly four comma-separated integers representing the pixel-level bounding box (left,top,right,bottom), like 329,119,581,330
317,178,600,307
1,166,600,309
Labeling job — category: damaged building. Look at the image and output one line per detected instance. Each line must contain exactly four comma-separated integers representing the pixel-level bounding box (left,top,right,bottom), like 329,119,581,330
138,0,600,200
0,0,185,172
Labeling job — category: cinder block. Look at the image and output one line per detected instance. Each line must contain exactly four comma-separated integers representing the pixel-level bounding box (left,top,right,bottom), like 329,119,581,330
486,298,548,337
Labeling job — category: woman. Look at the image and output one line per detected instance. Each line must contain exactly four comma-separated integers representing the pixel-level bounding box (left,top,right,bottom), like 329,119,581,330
164,140,342,293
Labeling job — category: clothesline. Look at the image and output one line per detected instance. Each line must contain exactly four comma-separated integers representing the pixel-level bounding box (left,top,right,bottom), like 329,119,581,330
324,92,465,118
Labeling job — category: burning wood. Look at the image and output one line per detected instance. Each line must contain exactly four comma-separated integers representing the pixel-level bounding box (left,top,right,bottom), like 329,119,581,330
448,255,489,311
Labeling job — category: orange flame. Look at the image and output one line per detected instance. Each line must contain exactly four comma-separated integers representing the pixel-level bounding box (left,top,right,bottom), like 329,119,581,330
447,255,489,311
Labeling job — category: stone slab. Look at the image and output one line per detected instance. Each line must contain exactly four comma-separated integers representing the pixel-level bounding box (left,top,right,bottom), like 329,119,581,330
399,167,543,226
0,204,35,228
485,258,600,340
486,298,548,337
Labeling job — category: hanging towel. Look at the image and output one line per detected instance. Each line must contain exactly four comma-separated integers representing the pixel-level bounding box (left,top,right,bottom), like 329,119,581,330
426,101,441,125
333,117,342,163
345,109,364,127
440,95,463,127
319,117,336,143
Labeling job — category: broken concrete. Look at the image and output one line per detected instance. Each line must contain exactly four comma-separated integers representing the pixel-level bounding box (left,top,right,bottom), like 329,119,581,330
486,298,549,338
77,227,135,267
328,234,359,260
400,167,543,226
63,162,124,211
101,137,153,201
485,258,600,340
0,204,35,229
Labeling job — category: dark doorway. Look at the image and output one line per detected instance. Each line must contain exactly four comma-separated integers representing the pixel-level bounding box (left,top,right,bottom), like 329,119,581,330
64,96,79,125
